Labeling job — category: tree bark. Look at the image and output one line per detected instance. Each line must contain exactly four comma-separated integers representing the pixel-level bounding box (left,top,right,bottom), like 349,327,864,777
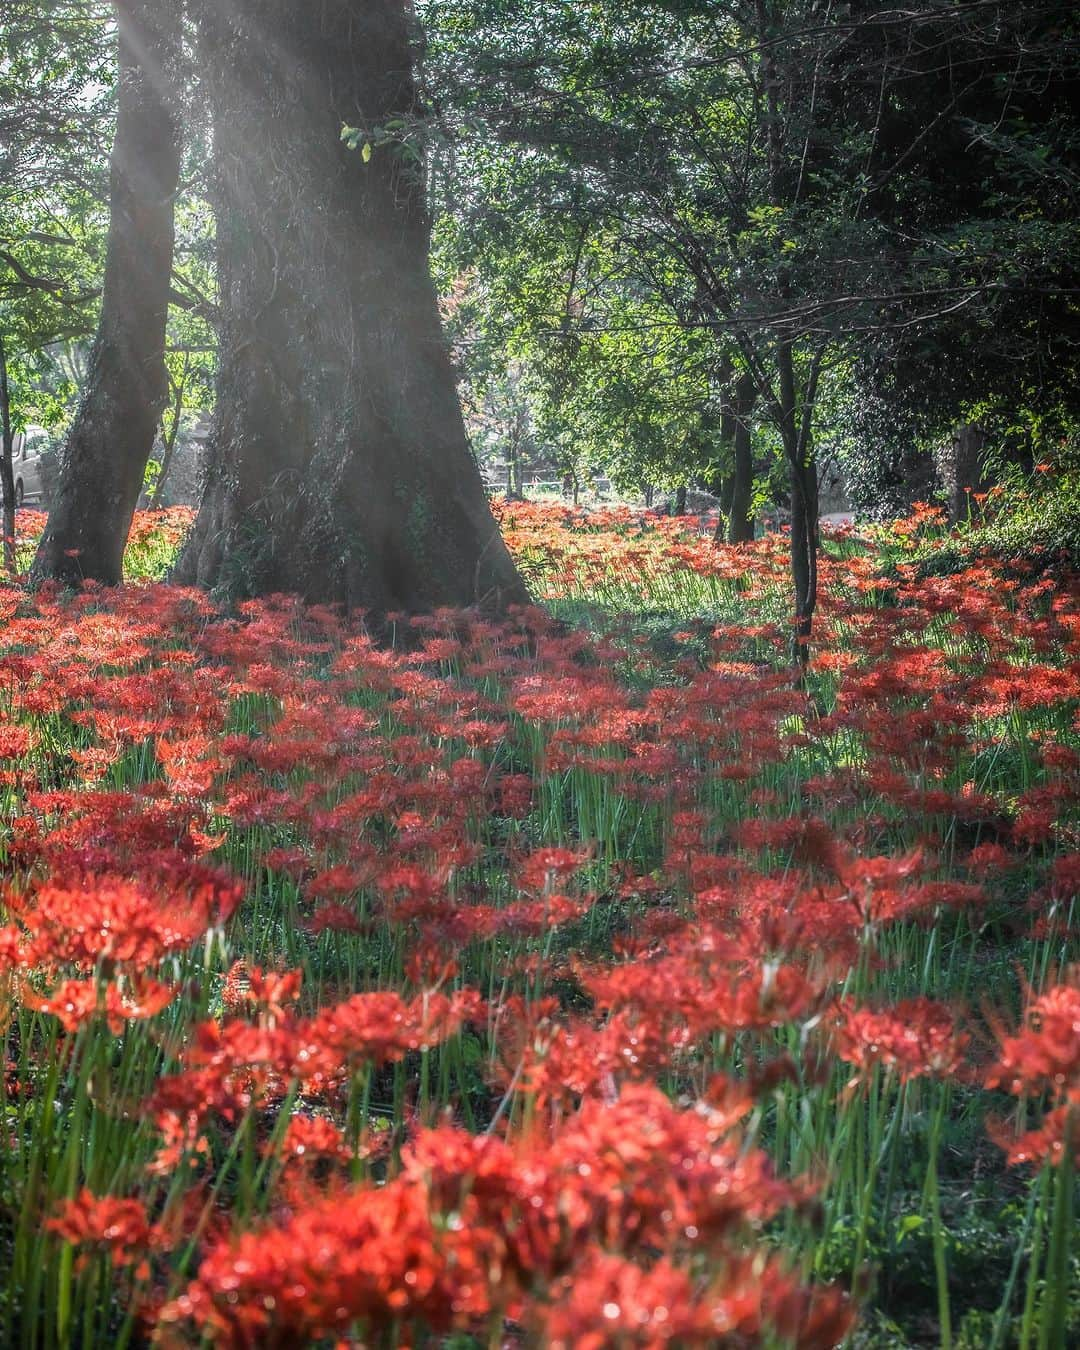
30,0,182,586
717,471,735,525
151,354,188,508
726,372,756,544
778,339,823,666
789,443,819,662
712,372,756,544
938,421,987,523
0,335,16,573
174,0,527,617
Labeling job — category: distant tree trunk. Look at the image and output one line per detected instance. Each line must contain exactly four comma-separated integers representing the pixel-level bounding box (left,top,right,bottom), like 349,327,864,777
717,472,735,523
644,483,655,509
753,0,823,663
31,0,182,586
0,335,16,573
506,431,524,500
150,354,188,508
778,340,824,666
174,0,527,616
673,484,687,516
713,373,756,544
789,446,819,661
938,421,987,523
727,373,756,544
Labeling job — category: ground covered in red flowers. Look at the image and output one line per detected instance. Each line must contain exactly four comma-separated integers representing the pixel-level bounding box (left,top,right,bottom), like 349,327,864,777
1,503,1078,1347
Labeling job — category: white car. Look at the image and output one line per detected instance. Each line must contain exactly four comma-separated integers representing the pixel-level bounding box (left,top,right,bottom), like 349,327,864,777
4,424,50,506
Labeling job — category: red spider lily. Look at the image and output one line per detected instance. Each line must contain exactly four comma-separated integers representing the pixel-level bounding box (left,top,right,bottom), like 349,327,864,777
47,1190,164,1272
155,734,222,796
146,1109,211,1177
832,996,969,1088
231,964,303,1024
24,975,176,1034
149,1023,301,1136
987,1099,1080,1169
298,988,483,1085
0,923,22,973
985,972,1080,1098
527,1084,814,1259
275,1113,351,1165
493,771,534,817
0,719,34,759
966,841,1018,876
1045,854,1080,911
159,1177,492,1345
509,1009,680,1105
162,1082,834,1347
150,988,478,1130
582,953,826,1042
534,1250,854,1350
8,871,241,972
0,499,1076,1349
495,893,592,937
304,901,366,937
515,845,592,894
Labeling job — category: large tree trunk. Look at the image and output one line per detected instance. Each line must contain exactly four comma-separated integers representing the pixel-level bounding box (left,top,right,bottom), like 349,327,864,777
174,0,527,617
30,0,182,586
726,373,756,544
0,334,16,573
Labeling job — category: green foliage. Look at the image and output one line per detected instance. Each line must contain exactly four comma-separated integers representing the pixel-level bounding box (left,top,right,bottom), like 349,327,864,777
423,0,1080,528
0,1,112,387
906,461,1080,580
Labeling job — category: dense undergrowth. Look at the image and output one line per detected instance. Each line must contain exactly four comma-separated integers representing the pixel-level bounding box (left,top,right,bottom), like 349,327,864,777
902,471,1080,582
0,501,1078,1348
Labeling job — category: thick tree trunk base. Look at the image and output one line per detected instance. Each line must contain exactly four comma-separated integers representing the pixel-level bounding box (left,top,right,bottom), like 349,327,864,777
30,0,181,588
175,0,527,620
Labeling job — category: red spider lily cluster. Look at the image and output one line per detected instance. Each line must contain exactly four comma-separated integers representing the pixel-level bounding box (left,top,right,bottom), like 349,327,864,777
0,504,1078,1345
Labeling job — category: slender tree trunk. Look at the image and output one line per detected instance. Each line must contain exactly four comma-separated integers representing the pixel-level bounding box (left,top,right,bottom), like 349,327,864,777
789,443,819,662
506,433,524,500
150,355,188,508
713,373,756,544
174,0,527,616
0,335,16,573
753,0,820,661
673,484,687,516
727,372,756,544
30,0,182,586
717,472,735,531
777,340,824,666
